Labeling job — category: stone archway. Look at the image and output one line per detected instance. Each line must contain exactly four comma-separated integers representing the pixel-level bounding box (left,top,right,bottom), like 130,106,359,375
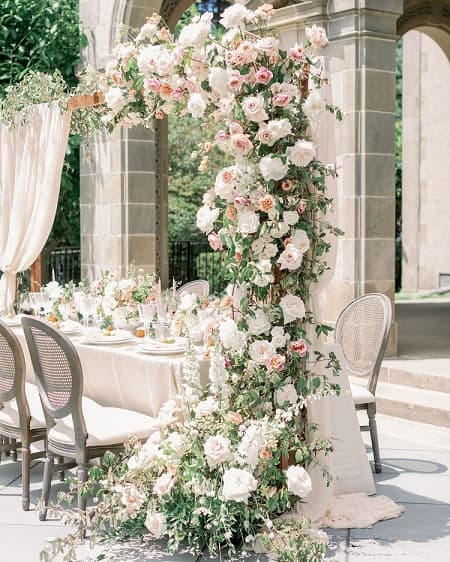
398,0,450,294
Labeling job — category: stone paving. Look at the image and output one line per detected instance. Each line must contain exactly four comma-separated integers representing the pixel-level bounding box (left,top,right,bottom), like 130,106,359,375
0,414,449,561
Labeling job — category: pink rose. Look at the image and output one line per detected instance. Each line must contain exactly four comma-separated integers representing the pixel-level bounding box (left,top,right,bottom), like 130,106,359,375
272,94,290,107
224,357,232,369
208,231,223,251
233,194,248,207
170,87,184,100
229,122,244,135
266,353,285,372
290,339,308,357
145,78,161,93
298,200,307,214
259,194,275,213
155,109,165,119
215,130,229,143
289,44,306,61
230,133,253,156
305,25,328,49
228,70,245,90
255,67,273,85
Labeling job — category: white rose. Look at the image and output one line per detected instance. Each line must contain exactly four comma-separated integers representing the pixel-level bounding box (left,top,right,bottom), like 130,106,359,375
291,229,310,254
247,308,271,336
276,383,298,406
119,484,146,516
259,156,288,181
153,472,175,497
237,210,260,235
261,242,278,259
196,205,220,234
286,140,316,167
252,238,265,255
45,281,61,300
222,468,258,503
219,317,247,351
105,87,126,113
285,465,312,498
204,435,231,467
187,92,207,118
136,22,158,41
179,292,198,310
220,4,253,29
267,118,292,142
304,91,326,121
249,340,276,365
283,211,299,226
209,67,230,97
145,511,167,538
242,94,268,123
195,396,219,418
270,222,290,239
253,273,274,287
178,15,211,48
305,24,328,49
278,243,304,271
165,432,188,458
280,294,306,324
137,45,159,74
127,441,160,471
271,326,287,348
256,37,280,55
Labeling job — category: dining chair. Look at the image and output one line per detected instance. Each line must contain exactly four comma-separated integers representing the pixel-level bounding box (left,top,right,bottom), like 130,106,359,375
0,320,47,510
21,317,157,521
176,279,210,299
334,293,392,473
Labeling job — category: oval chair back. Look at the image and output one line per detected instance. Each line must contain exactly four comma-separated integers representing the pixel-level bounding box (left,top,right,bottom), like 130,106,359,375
334,293,392,396
21,317,87,449
176,279,210,299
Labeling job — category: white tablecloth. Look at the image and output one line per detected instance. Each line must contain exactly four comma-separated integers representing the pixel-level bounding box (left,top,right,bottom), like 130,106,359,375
15,328,209,418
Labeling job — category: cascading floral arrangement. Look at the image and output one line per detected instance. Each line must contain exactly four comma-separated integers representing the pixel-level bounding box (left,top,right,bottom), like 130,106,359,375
43,4,343,562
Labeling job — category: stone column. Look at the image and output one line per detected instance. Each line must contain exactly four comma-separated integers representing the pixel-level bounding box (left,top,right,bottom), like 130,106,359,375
269,1,403,353
79,0,165,282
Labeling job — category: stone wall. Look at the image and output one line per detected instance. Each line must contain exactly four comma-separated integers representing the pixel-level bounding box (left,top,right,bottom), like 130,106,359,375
402,30,450,291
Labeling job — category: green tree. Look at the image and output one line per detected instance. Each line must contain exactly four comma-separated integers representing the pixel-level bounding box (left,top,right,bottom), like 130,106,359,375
0,0,86,249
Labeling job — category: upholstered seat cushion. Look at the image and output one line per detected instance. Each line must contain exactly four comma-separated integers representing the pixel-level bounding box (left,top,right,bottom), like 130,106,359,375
0,382,46,429
48,396,156,448
350,384,376,405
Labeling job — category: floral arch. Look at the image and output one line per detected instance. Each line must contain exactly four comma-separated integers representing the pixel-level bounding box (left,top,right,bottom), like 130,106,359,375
45,4,343,561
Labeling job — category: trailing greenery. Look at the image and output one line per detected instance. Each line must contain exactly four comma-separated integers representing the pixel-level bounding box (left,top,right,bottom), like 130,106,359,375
0,0,86,251
395,40,402,292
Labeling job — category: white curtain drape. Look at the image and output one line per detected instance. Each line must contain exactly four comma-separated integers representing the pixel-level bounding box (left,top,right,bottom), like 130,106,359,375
0,102,71,309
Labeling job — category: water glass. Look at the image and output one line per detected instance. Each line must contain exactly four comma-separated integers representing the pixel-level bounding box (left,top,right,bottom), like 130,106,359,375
79,295,98,330
29,292,43,316
138,302,156,340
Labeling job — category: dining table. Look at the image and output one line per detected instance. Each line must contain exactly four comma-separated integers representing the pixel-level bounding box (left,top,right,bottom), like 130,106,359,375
12,323,210,418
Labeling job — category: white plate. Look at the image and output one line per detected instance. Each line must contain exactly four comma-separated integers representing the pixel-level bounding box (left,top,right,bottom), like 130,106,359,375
81,330,133,345
0,315,23,327
60,320,82,335
137,344,186,356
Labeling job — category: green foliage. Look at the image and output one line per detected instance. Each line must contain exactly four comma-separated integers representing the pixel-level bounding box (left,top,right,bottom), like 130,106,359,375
0,0,85,249
168,113,229,244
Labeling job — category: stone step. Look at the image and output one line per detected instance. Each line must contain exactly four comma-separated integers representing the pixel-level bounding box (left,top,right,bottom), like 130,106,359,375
380,359,450,393
350,377,450,428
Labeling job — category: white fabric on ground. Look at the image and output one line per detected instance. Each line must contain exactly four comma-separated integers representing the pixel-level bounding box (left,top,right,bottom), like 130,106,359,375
0,102,71,309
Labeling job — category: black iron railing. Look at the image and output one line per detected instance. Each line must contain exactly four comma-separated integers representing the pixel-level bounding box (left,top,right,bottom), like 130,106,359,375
169,240,225,295
47,246,81,285
45,242,225,295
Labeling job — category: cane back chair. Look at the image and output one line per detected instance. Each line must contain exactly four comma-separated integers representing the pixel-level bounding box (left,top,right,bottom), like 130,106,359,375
22,317,156,521
0,320,46,509
334,293,392,473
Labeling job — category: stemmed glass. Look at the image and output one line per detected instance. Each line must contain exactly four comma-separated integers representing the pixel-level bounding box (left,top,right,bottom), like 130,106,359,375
138,302,156,340
79,295,97,331
40,288,52,317
29,292,43,317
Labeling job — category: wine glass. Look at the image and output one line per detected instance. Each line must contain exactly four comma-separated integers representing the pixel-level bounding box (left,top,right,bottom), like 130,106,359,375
79,295,97,330
29,292,43,317
40,287,52,317
138,302,156,340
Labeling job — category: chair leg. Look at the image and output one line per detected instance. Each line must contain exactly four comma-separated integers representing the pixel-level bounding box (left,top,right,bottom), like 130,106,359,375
368,404,382,473
21,442,31,511
56,455,65,482
39,452,55,521
4,437,10,457
77,463,89,537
